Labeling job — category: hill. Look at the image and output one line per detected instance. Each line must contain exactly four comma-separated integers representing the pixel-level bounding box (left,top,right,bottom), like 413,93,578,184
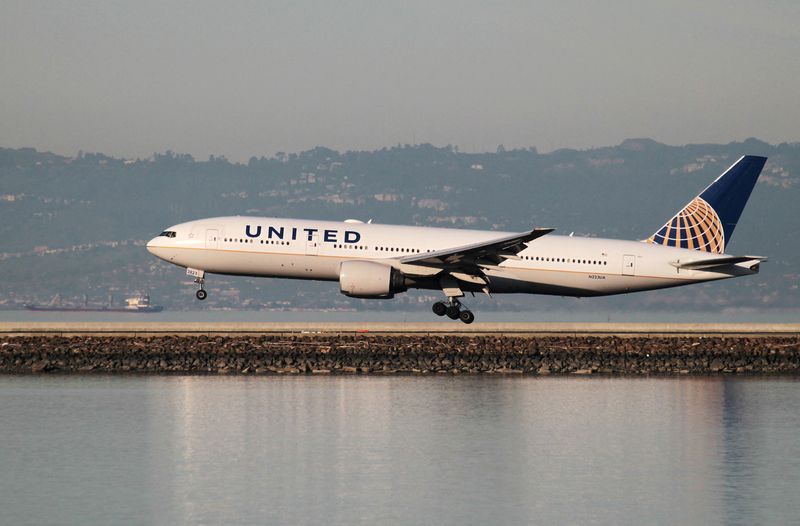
0,139,797,313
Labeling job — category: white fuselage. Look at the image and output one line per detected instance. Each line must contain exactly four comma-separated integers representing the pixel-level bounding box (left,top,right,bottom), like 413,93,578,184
146,216,758,297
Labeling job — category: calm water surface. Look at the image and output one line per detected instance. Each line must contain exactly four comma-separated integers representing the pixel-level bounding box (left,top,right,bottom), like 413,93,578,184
1,376,799,525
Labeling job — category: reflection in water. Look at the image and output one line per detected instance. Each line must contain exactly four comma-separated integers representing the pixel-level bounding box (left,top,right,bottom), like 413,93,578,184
722,380,755,525
720,379,800,526
2,376,800,525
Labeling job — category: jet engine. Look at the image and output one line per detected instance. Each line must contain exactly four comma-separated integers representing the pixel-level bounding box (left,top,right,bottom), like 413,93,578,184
339,261,408,299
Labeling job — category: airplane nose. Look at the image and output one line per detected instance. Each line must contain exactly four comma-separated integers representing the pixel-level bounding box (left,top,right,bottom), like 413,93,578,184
146,238,158,254
146,236,177,263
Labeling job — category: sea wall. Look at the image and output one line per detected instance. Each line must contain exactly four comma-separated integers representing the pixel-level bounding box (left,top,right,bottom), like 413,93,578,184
2,335,800,375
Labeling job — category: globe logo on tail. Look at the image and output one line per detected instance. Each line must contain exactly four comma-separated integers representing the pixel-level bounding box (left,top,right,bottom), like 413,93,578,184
646,197,725,253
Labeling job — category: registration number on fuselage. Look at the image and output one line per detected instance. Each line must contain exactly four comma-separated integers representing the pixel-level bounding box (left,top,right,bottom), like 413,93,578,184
186,268,205,278
588,274,606,280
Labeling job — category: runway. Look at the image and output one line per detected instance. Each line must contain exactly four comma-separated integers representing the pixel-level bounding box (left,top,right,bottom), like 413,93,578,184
1,322,798,337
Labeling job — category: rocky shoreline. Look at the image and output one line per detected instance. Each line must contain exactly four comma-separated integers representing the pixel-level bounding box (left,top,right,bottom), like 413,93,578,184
1,334,799,375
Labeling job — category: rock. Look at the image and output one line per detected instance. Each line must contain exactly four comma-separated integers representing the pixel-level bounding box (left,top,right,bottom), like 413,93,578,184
31,360,50,373
0,335,798,376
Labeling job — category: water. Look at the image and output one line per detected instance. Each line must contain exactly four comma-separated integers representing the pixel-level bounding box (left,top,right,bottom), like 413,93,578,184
1,376,799,525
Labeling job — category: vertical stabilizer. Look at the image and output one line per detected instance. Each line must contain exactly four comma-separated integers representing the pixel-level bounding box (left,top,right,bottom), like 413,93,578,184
646,155,766,253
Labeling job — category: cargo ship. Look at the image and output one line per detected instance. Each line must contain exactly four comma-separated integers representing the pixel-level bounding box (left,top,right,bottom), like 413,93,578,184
25,294,164,313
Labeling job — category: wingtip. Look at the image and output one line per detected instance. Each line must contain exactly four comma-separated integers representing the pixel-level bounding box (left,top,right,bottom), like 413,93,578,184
523,227,554,242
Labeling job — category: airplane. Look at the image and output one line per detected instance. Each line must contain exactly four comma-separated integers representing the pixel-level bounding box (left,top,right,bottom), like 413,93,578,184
147,155,767,323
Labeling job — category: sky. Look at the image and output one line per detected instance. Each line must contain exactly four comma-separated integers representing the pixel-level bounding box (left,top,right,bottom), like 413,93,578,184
1,0,799,161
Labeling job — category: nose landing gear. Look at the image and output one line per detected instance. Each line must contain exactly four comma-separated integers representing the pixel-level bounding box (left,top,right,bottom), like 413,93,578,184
432,298,474,324
187,268,208,301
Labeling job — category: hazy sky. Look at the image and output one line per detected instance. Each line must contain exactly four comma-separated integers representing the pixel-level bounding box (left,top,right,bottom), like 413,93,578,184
2,1,799,160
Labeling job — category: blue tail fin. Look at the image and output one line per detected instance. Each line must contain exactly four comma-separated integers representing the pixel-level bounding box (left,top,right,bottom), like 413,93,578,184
646,155,766,253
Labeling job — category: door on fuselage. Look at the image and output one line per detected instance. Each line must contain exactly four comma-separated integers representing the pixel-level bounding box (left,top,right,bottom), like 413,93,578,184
205,229,219,249
305,233,320,256
622,254,636,276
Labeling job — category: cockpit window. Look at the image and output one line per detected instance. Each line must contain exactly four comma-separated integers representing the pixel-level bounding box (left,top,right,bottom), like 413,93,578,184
159,231,177,238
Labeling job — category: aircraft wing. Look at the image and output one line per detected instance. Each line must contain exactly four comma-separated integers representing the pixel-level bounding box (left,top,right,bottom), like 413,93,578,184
398,228,554,269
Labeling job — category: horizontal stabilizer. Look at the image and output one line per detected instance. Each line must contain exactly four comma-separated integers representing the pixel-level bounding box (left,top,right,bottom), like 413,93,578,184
670,255,767,270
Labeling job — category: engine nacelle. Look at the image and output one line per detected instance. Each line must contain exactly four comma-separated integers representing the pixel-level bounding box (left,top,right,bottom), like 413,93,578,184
339,260,407,299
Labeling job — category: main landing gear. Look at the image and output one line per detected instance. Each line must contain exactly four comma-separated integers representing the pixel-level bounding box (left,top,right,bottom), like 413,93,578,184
432,298,475,324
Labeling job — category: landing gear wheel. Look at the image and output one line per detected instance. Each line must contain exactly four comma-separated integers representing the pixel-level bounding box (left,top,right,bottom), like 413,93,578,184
459,310,475,324
432,302,447,316
196,289,207,301
446,305,460,319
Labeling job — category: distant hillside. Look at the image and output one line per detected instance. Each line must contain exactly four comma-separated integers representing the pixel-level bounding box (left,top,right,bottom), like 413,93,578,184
0,139,798,313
